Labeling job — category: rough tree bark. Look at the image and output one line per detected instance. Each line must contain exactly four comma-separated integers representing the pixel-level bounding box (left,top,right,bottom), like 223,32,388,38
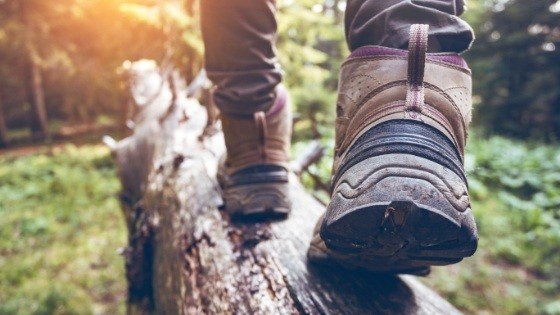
109,64,463,315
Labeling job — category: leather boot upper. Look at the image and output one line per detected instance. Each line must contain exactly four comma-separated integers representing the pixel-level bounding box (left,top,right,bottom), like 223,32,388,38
220,85,292,174
333,24,472,176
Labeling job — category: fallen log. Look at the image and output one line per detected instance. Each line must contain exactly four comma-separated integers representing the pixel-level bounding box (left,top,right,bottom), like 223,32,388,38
109,61,462,314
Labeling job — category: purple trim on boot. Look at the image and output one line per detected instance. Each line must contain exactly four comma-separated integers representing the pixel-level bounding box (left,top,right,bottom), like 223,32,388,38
266,85,287,117
350,46,408,58
350,46,467,68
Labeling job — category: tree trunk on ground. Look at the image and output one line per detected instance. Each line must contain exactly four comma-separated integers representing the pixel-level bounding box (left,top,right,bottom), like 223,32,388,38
109,75,463,314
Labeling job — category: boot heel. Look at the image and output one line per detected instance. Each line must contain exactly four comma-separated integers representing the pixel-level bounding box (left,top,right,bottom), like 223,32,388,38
321,154,477,270
224,182,291,219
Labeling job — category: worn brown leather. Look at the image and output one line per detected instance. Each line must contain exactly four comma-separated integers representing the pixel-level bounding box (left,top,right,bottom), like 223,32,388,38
221,85,292,173
333,26,472,176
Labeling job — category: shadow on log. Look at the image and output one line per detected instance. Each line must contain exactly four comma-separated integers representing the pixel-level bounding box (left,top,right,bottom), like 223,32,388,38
108,61,462,315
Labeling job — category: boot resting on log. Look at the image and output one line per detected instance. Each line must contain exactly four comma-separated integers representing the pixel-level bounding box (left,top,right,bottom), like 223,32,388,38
109,62,463,313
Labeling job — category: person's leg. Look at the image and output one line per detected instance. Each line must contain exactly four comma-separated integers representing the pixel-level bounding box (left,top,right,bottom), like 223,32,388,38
200,0,282,114
201,0,292,217
345,0,473,52
309,0,478,274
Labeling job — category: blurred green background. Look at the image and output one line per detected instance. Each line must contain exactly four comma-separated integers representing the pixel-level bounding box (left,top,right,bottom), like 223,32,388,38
0,0,559,314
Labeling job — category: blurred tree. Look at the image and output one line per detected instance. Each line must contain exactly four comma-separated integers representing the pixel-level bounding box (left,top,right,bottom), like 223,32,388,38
466,0,560,141
277,0,346,141
0,0,74,139
0,0,202,143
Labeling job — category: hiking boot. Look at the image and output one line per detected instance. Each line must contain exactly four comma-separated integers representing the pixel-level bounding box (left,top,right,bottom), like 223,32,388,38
218,85,292,218
308,24,478,273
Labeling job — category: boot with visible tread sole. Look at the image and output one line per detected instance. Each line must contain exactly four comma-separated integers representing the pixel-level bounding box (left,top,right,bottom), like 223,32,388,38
221,166,291,219
218,85,292,219
308,24,478,273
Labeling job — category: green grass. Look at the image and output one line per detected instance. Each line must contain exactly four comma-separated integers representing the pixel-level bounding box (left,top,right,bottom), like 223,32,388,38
423,196,560,315
0,144,127,315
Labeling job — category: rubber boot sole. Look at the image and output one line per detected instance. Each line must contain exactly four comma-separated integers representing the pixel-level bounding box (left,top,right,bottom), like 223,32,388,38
321,154,478,272
224,182,291,220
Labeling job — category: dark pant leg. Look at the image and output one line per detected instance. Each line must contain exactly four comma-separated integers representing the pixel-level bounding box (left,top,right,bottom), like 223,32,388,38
345,0,473,53
201,0,281,115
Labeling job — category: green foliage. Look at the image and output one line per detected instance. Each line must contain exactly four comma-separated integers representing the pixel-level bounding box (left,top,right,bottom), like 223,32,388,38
466,136,560,275
422,135,560,314
277,0,346,141
0,145,126,314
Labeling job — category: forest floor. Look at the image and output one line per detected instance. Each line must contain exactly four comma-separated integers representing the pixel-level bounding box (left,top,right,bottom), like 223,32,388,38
0,137,559,314
0,144,127,314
